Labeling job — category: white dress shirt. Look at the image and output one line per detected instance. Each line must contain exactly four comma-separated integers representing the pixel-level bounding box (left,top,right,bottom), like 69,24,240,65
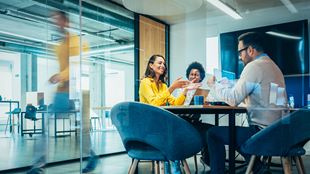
211,54,288,127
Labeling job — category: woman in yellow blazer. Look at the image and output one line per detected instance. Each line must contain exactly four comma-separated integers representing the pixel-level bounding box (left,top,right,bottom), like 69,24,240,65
139,54,191,174
139,54,190,106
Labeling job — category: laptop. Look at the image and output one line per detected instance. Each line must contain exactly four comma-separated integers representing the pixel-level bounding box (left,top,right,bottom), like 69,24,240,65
183,88,209,106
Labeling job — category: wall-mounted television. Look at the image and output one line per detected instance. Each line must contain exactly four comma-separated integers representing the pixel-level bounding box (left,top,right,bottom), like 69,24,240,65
220,20,309,77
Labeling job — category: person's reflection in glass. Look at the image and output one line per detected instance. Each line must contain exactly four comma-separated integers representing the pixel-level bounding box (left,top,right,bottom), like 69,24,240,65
27,11,98,174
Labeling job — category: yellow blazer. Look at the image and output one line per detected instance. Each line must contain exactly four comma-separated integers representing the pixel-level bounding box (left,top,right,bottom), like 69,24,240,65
139,77,185,106
54,33,89,92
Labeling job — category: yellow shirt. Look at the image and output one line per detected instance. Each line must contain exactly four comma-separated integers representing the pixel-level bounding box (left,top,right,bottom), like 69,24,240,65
139,77,186,106
54,33,89,92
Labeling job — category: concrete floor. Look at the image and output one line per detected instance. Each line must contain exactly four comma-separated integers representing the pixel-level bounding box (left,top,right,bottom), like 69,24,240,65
0,131,124,171
1,130,309,174
6,153,310,174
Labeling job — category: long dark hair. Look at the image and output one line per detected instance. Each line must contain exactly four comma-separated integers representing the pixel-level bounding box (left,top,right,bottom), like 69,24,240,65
144,54,167,83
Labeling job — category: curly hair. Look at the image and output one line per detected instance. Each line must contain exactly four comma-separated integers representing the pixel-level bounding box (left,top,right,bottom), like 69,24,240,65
186,61,205,82
144,54,167,83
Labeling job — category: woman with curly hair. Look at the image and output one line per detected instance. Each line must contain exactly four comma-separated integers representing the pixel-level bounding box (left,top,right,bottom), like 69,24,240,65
186,61,206,83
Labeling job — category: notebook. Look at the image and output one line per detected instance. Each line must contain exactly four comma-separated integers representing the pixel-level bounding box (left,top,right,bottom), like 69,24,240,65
183,89,196,106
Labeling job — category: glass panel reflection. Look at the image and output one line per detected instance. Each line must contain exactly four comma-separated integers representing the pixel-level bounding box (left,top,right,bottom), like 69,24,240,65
0,0,133,172
80,0,134,172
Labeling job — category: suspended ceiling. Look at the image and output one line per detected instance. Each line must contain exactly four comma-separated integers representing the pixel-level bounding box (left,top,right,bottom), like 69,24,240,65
1,0,310,64
0,0,135,64
111,0,310,25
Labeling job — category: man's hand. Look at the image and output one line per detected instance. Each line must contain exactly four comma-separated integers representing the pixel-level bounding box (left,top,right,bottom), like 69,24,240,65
207,76,216,87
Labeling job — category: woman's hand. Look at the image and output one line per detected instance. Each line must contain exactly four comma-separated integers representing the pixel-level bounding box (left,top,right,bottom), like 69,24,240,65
169,77,190,93
185,77,202,89
184,83,202,90
171,77,190,89
182,78,201,95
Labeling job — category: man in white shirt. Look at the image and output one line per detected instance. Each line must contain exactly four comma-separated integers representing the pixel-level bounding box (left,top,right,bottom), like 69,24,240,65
206,32,287,174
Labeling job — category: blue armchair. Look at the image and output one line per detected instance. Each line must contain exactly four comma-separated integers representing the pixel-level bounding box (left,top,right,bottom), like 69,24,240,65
111,101,203,174
241,109,310,174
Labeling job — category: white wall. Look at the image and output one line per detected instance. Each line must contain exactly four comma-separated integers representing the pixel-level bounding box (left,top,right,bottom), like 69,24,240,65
0,51,21,101
104,61,134,103
170,18,207,82
0,51,21,131
37,58,59,105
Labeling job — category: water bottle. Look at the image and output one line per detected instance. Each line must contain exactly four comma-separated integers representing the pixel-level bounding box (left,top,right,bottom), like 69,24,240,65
289,95,294,108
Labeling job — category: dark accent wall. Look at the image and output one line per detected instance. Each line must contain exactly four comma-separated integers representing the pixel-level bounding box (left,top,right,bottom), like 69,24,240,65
134,14,140,101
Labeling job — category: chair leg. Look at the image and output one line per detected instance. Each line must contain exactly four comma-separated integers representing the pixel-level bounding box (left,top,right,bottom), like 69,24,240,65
154,161,159,174
151,161,154,173
261,156,270,168
267,156,272,169
98,117,103,130
5,116,10,134
281,157,292,174
295,156,305,174
12,115,15,133
128,159,133,173
17,114,20,134
245,155,256,174
193,155,198,173
128,159,139,174
182,160,191,174
159,161,165,174
298,156,306,174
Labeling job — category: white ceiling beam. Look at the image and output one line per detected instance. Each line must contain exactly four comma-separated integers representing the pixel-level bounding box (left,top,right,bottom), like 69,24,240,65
280,0,298,13
207,0,242,20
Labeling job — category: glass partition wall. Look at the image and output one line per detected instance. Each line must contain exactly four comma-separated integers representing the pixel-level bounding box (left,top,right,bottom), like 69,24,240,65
1,0,310,173
0,0,80,171
80,0,134,173
0,0,133,173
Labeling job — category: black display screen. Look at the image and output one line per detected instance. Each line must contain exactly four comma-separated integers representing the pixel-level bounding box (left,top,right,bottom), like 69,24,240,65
220,20,309,77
